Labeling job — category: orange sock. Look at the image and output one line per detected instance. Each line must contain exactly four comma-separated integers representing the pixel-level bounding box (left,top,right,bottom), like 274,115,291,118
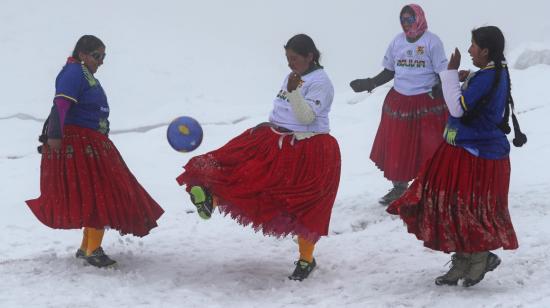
298,237,315,263
212,195,219,209
86,228,105,256
79,228,88,251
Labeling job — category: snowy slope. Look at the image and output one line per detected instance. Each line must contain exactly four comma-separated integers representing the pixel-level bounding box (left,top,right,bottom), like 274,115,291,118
2,0,550,307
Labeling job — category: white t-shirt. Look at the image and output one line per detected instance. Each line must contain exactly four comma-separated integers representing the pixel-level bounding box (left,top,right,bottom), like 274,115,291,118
269,68,334,133
382,31,448,96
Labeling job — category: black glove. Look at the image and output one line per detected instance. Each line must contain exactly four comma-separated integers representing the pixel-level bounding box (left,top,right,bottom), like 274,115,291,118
349,78,376,93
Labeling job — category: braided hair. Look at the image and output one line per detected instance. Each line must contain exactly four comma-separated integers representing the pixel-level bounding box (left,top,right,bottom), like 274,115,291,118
470,26,527,147
284,34,323,68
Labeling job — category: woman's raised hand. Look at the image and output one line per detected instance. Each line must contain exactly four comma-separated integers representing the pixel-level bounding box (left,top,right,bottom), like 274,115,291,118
448,48,461,70
287,72,302,92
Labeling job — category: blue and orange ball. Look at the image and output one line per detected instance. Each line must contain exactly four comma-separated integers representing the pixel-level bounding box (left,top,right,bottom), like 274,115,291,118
166,116,203,152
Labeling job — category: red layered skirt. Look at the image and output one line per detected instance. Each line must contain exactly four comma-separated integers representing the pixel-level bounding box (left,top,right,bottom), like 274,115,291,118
176,126,341,243
387,143,518,253
370,88,448,182
26,125,164,237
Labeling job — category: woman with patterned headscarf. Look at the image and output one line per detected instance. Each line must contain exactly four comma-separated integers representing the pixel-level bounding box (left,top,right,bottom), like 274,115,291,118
350,4,448,205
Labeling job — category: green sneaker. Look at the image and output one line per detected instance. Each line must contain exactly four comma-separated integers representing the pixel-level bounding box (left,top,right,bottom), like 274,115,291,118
190,186,214,220
288,258,316,281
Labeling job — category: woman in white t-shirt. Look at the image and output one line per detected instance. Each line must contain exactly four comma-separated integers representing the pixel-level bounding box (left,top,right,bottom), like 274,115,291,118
350,4,448,205
177,34,341,282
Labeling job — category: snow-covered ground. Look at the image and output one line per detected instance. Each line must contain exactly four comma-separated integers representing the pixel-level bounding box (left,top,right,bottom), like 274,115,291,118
1,1,550,307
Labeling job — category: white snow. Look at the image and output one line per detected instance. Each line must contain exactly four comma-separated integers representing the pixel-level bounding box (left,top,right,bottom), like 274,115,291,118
513,48,550,70
1,0,550,307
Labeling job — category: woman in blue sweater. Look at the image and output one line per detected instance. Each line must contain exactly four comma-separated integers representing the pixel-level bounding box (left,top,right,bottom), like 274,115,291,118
388,26,527,287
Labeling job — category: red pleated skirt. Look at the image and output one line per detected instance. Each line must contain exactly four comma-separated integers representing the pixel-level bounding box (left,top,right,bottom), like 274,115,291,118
370,88,448,182
387,142,518,253
26,125,164,237
176,126,341,243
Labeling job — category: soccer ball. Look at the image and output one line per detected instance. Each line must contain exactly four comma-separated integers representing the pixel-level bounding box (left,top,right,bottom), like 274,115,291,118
166,116,203,152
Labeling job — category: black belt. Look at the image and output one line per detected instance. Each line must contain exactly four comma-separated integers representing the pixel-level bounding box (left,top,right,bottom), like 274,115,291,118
252,122,293,133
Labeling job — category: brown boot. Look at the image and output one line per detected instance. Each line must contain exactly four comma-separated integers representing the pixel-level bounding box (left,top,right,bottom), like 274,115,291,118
462,252,489,287
435,253,471,286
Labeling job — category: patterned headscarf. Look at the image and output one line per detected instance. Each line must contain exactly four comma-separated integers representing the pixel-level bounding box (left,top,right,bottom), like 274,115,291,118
402,4,428,39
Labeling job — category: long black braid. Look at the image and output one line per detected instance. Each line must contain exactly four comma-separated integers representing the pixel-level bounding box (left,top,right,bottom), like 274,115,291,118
463,26,526,147
502,65,527,146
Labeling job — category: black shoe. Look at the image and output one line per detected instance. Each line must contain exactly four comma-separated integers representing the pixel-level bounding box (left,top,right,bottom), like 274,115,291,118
190,186,214,220
75,248,86,259
85,247,117,268
288,258,316,281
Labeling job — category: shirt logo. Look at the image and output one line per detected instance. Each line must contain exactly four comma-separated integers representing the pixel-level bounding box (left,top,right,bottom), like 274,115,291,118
305,98,321,106
416,46,425,55
407,50,413,57
397,59,426,68
276,89,289,101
